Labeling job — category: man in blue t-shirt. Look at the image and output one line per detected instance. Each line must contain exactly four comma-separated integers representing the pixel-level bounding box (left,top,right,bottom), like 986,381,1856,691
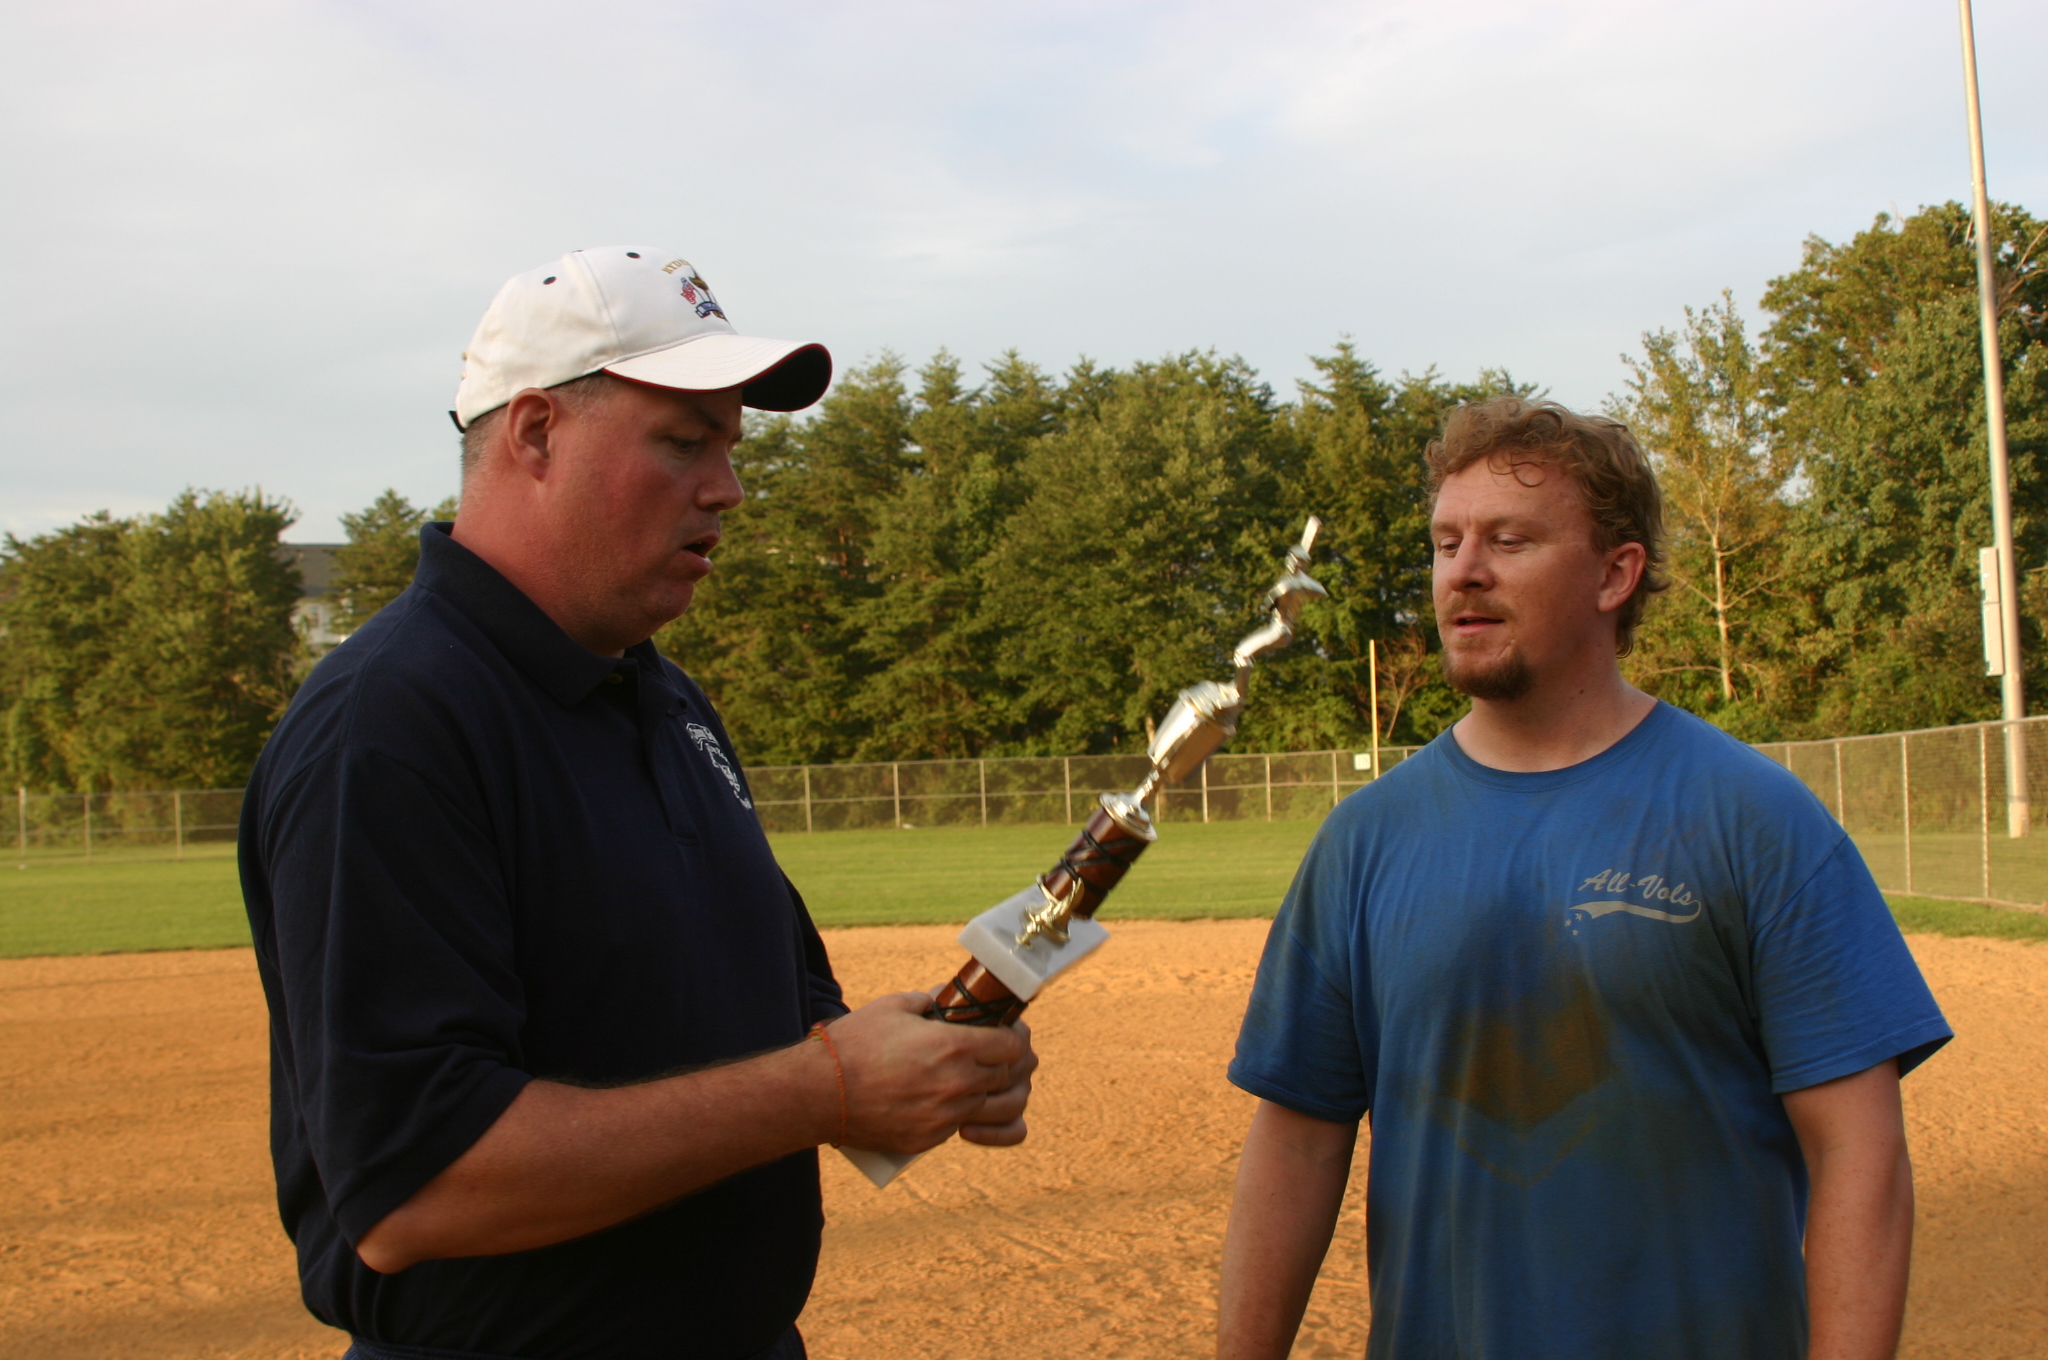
1218,397,1950,1360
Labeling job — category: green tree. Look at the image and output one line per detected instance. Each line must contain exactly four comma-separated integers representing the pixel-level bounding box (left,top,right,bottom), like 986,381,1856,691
970,352,1288,755
1760,202,2047,735
842,352,1065,759
1616,294,1791,732
109,490,304,787
0,490,302,791
332,490,458,632
657,357,915,762
657,343,1541,766
0,513,132,790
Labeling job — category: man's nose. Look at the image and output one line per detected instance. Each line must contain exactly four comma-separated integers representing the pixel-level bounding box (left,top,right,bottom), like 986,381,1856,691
1442,540,1493,591
699,450,745,513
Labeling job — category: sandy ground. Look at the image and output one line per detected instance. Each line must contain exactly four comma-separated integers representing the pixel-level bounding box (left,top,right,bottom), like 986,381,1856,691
0,923,2042,1360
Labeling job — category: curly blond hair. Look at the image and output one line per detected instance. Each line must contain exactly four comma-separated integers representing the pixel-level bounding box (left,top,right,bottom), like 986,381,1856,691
1425,396,1668,655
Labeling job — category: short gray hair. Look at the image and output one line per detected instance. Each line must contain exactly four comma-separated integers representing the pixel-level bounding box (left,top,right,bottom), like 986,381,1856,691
459,371,628,481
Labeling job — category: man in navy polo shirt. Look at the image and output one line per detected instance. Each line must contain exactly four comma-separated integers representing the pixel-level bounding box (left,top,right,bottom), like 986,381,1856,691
241,248,1037,1360
1216,397,1950,1360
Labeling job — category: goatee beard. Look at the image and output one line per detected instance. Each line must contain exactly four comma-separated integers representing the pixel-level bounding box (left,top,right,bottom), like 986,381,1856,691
1444,647,1534,702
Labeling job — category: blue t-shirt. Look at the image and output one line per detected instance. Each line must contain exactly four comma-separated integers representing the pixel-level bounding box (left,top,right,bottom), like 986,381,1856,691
1229,702,1950,1360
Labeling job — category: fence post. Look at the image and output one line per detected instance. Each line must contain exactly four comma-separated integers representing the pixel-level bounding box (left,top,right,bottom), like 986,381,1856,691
1833,740,1846,825
1264,754,1273,822
1063,757,1073,824
83,785,92,862
979,759,988,828
2006,719,2031,840
802,766,814,834
1330,750,1340,809
174,791,184,861
1981,724,1992,903
892,763,902,829
1201,760,1211,824
15,787,24,868
1901,734,1914,895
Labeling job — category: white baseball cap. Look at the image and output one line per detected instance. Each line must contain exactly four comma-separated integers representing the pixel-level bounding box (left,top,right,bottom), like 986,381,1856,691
451,246,831,429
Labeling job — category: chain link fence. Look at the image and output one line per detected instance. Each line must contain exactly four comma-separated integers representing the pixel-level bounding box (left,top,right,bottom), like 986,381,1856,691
743,747,1421,835
6,750,1426,868
15,716,2048,911
1758,715,2048,912
10,788,244,865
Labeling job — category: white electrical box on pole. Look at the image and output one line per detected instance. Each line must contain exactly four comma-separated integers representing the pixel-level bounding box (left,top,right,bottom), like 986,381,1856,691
1959,0,2027,838
1981,546,2007,677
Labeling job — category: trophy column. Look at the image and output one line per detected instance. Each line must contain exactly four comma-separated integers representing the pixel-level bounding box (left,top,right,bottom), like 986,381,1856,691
934,796,1160,1026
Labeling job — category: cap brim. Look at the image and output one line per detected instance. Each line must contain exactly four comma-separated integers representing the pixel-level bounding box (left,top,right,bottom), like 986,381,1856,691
604,333,832,412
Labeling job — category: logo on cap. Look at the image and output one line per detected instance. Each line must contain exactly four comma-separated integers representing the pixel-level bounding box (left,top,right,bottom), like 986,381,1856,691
662,258,726,319
681,274,724,320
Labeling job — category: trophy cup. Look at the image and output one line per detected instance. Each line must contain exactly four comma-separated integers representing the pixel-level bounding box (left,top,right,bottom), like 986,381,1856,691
840,517,1329,1188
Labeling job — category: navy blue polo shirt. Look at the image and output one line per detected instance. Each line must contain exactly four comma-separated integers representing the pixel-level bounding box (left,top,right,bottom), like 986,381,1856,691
240,524,846,1360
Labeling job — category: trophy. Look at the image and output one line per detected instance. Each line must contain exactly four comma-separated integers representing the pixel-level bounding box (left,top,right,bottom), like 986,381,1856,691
840,518,1329,1187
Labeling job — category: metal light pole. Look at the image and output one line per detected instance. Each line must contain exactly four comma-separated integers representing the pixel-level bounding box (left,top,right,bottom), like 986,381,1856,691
1959,0,2027,838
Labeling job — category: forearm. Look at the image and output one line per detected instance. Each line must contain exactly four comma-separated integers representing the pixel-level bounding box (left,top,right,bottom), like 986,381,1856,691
1804,1139,1914,1360
1784,1060,1914,1360
358,1038,834,1272
1217,1101,1358,1360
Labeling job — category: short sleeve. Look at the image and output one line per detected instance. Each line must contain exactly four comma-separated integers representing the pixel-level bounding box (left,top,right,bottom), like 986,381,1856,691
1748,835,1952,1093
1228,823,1375,1123
260,744,533,1243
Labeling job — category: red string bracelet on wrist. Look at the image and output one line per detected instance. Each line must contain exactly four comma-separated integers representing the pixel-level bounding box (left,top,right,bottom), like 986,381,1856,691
808,1021,848,1148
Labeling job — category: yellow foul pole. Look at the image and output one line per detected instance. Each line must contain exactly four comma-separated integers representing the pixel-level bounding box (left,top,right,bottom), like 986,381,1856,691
1369,639,1380,781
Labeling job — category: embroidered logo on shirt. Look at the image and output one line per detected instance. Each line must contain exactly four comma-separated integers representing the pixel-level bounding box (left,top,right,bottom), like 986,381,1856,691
685,722,753,809
1567,868,1702,929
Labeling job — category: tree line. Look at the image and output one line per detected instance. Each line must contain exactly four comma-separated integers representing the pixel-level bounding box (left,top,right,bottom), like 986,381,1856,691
2,201,2041,791
0,490,452,792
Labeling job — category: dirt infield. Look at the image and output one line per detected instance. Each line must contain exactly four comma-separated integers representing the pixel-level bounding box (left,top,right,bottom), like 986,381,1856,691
1,924,2043,1359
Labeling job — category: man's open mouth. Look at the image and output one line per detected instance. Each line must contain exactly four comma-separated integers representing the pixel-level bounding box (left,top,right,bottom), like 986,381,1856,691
678,532,721,571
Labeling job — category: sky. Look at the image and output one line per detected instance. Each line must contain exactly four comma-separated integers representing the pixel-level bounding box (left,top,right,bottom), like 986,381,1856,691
3,1,2044,543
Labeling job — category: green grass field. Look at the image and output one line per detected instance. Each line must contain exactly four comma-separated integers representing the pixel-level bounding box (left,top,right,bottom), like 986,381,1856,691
0,845,251,957
771,819,1322,927
4,822,2047,957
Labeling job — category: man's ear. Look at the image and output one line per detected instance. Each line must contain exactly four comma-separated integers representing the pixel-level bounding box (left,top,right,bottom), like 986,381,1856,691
1597,541,1646,615
501,388,561,483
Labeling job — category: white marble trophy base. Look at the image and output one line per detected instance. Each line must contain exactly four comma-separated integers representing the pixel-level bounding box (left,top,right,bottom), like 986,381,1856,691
837,883,1112,1188
837,1143,921,1188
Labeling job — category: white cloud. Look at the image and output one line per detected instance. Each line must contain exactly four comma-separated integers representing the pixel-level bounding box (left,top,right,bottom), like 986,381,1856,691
1,0,2043,540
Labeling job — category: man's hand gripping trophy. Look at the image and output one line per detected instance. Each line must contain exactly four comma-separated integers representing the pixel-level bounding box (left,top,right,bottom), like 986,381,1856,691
841,518,1330,1187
